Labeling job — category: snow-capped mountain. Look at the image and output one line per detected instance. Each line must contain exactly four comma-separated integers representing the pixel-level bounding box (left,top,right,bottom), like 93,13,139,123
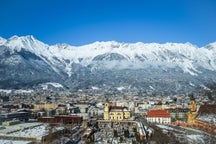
0,35,216,94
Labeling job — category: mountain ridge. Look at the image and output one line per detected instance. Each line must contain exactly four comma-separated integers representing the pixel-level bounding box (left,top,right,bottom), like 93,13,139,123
0,35,216,94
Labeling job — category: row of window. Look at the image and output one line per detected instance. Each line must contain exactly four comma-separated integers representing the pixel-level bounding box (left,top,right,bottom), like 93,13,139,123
147,117,170,123
110,116,122,120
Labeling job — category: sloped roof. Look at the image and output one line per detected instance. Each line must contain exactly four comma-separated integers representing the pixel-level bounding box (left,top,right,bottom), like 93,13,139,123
109,106,128,112
147,109,170,118
198,105,216,115
197,104,216,124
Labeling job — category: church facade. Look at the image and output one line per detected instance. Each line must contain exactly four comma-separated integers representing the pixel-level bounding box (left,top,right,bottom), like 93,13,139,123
187,96,216,134
104,99,130,120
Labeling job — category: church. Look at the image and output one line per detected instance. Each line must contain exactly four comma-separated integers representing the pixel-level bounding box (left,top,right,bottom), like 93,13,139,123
104,99,131,120
187,95,216,134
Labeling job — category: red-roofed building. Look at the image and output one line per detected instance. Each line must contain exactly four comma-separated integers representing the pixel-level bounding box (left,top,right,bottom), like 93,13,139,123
147,110,171,124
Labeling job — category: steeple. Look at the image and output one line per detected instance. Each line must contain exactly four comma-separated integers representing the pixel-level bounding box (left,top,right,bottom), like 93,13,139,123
104,98,109,112
189,93,196,112
104,98,110,120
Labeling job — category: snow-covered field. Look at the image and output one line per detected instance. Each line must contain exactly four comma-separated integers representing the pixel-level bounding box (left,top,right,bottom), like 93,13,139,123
156,124,215,144
187,134,205,144
0,140,31,144
156,124,174,130
197,114,216,124
10,124,47,137
10,124,64,137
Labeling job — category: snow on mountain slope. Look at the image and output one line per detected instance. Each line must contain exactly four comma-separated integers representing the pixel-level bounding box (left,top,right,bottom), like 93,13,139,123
1,35,216,77
4,35,49,54
0,37,6,45
1,35,68,76
40,82,64,90
69,41,216,76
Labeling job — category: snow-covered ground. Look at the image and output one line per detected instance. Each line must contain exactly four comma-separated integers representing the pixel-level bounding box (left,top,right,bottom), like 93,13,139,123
156,124,174,130
156,124,216,144
197,114,216,124
10,124,47,137
187,134,205,144
0,140,31,144
10,124,64,137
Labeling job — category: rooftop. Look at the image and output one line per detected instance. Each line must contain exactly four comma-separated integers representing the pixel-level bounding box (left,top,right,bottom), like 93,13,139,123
147,109,170,118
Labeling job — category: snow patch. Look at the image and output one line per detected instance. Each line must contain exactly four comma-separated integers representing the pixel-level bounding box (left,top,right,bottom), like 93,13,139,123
0,89,12,94
92,86,99,90
10,124,64,137
149,85,155,90
116,86,125,91
14,89,34,94
200,84,211,90
0,139,31,144
186,135,205,144
189,82,195,87
197,114,216,124
40,82,63,90
156,124,174,130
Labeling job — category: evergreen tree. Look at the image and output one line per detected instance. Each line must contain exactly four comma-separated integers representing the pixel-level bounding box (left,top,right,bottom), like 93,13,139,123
114,129,118,137
135,133,140,142
124,129,130,138
120,137,123,143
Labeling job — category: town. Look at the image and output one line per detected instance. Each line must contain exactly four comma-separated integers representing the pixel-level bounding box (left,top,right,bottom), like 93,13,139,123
0,90,216,144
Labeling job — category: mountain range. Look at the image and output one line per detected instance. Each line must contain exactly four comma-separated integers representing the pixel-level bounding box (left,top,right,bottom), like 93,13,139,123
0,35,216,95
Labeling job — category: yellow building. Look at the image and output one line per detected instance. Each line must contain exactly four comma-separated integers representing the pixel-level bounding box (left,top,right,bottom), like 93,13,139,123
104,99,130,120
34,103,58,111
187,96,198,124
2,120,20,126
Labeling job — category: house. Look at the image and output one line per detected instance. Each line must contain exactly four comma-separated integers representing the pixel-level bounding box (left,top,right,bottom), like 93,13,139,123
104,99,130,120
0,111,29,123
37,115,83,124
146,109,171,124
167,108,189,122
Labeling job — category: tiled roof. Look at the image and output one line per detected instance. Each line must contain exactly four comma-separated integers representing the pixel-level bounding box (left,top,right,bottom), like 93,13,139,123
198,105,216,115
109,106,128,112
147,109,170,118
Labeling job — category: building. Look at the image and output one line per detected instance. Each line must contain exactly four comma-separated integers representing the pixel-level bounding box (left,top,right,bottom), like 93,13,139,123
187,96,216,134
37,115,83,124
146,109,171,124
0,112,29,123
2,120,20,126
104,99,130,120
34,103,58,111
187,96,198,124
167,108,189,122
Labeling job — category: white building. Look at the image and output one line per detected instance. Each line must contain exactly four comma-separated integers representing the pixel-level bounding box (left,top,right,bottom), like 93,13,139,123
146,109,171,124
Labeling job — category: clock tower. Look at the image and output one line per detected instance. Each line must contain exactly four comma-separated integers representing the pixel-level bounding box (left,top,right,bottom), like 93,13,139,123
104,98,109,120
188,94,198,124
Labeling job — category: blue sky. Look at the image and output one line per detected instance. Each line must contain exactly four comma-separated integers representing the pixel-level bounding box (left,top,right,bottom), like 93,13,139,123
0,0,215,46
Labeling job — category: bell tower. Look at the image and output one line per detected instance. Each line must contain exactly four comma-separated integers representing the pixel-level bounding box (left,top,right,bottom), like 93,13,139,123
188,94,198,124
190,99,197,112
104,98,109,120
